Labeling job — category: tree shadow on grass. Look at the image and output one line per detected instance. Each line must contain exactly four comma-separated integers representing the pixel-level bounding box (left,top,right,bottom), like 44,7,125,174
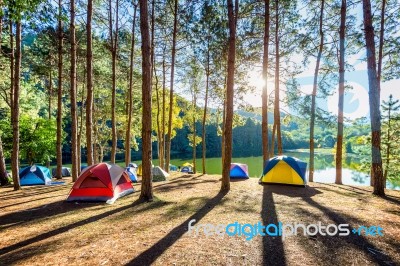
0,185,69,201
301,196,397,265
125,190,228,266
0,194,67,210
260,185,322,265
0,198,166,262
0,201,86,231
261,184,398,264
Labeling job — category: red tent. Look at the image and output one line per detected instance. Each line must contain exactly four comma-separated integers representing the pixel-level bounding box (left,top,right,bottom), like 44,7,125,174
66,163,134,203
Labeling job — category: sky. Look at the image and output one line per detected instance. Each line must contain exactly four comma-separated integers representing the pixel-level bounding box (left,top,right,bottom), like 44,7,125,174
243,50,400,121
241,1,400,121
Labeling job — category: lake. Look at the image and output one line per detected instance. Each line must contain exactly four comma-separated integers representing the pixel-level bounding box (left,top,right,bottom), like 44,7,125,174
147,151,400,191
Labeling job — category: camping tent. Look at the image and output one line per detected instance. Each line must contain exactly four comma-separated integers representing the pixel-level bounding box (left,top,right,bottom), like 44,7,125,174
260,156,307,186
52,167,71,177
66,163,134,203
125,167,138,182
128,163,138,168
181,162,194,173
152,166,169,182
230,163,249,179
20,165,52,186
169,164,178,171
81,164,88,171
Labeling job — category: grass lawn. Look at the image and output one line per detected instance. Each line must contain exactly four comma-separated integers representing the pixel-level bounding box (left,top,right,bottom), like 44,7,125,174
0,173,399,265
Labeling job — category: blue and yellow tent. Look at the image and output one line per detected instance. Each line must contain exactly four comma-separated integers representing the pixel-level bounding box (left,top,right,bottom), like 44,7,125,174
260,156,307,186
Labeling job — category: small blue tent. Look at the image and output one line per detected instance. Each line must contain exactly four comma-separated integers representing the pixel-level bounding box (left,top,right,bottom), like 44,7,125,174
125,167,138,182
20,165,52,186
230,163,249,179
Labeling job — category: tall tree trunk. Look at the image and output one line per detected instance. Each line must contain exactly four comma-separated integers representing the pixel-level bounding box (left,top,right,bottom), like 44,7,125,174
377,0,385,83
372,0,386,186
70,0,78,181
262,0,270,168
336,0,346,185
0,13,2,55
78,81,85,172
221,91,226,165
192,93,197,173
274,0,282,155
139,0,153,201
56,0,63,180
221,0,237,192
10,21,14,117
110,0,119,164
202,46,210,174
11,21,21,191
161,53,166,170
93,118,98,164
383,106,390,186
270,122,276,157
362,0,384,196
151,0,161,167
86,0,94,165
165,0,178,173
125,3,137,167
0,136,8,186
0,13,7,182
155,66,162,166
48,71,52,119
310,0,325,183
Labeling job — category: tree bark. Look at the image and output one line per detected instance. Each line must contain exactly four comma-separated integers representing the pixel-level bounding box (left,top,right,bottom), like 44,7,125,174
161,53,166,170
70,0,78,181
192,93,197,173
56,0,63,180
383,104,391,186
202,44,210,174
48,71,52,120
362,0,385,196
377,0,385,83
262,0,270,168
221,0,237,192
335,0,346,185
86,0,94,165
274,0,282,155
0,13,2,56
11,21,21,191
372,0,386,186
10,21,14,117
310,0,325,183
110,0,119,164
165,0,178,173
0,136,8,186
125,3,137,167
139,0,153,201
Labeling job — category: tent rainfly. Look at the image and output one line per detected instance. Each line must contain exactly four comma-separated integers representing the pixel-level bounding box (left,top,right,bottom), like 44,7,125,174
66,163,134,204
260,156,307,186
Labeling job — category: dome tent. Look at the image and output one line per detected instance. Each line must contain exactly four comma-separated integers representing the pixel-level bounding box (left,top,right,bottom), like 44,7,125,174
152,166,169,182
67,163,134,204
125,167,138,182
229,163,249,179
260,156,307,186
20,165,52,186
52,167,71,177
